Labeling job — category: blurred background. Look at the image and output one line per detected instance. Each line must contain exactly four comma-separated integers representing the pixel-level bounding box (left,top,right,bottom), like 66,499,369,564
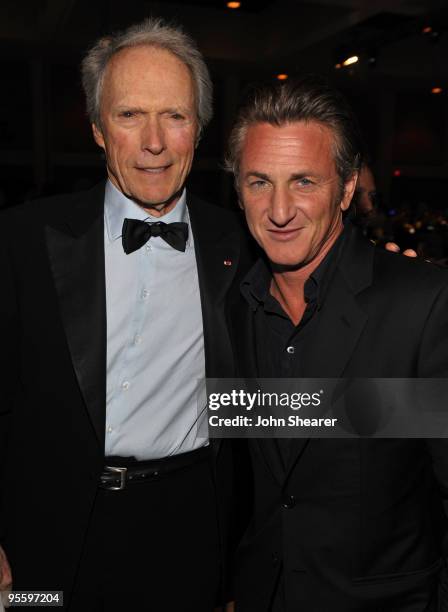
0,0,447,262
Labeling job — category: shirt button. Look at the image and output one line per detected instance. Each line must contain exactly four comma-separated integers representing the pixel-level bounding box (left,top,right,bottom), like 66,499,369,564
282,494,297,509
107,425,113,433
141,289,149,299
121,381,130,391
145,244,152,252
134,335,142,345
286,346,295,354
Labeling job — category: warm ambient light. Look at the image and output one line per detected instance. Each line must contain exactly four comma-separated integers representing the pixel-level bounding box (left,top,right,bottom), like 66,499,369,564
335,63,342,69
277,74,288,80
227,1,241,8
422,26,432,34
431,87,443,94
342,55,359,67
393,169,401,177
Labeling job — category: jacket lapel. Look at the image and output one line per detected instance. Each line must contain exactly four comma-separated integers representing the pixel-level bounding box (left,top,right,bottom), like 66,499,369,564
188,196,244,376
285,226,373,479
299,272,369,379
188,195,243,457
45,183,106,449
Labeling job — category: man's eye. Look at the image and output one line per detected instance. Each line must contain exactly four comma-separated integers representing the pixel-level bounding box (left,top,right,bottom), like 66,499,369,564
249,180,267,189
298,178,313,187
121,111,135,118
170,113,184,120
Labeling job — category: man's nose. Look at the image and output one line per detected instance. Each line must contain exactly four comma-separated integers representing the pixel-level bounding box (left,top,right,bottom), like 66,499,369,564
268,186,296,226
141,116,166,154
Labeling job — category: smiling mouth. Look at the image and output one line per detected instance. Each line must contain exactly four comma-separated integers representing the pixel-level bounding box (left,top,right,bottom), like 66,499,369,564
136,165,171,174
268,228,304,240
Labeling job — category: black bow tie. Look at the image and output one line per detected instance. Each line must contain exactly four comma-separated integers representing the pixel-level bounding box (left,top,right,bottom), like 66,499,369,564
122,218,189,254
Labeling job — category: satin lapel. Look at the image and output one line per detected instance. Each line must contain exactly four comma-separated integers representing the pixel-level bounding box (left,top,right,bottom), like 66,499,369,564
188,196,242,458
188,196,242,376
45,184,106,449
285,227,373,480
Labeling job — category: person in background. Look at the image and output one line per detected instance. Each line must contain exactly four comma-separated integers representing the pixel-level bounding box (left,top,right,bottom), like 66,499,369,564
353,161,417,257
352,162,378,225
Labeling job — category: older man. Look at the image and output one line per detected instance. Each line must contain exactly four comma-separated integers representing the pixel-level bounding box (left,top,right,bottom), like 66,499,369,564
226,78,448,611
0,18,249,611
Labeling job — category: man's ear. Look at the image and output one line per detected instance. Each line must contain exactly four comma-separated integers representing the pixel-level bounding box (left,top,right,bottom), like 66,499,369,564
340,172,359,212
92,123,105,150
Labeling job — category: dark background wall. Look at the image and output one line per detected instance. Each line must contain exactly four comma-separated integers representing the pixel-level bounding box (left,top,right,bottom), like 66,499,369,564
0,0,447,215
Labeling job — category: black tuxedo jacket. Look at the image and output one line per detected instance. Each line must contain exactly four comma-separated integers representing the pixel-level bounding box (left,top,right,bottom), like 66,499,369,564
0,182,251,597
230,225,448,612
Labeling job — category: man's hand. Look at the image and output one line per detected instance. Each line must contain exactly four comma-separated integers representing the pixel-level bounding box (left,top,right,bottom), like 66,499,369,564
385,242,417,257
0,545,12,591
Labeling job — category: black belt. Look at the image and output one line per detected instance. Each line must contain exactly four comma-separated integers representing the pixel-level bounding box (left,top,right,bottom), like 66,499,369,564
99,446,211,491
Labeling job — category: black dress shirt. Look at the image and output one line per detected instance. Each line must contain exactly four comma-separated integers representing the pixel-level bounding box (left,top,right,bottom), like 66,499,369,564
241,229,347,379
240,228,347,467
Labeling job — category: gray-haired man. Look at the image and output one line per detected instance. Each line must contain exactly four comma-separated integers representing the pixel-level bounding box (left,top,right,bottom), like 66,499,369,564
0,18,249,611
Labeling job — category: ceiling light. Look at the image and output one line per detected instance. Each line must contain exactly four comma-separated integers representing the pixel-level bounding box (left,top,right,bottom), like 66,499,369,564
431,87,443,94
422,26,432,34
227,1,241,8
342,55,359,67
335,63,342,70
277,74,288,81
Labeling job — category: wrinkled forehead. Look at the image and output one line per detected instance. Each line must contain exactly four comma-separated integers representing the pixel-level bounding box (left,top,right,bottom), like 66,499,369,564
100,45,196,109
240,120,337,170
243,118,338,151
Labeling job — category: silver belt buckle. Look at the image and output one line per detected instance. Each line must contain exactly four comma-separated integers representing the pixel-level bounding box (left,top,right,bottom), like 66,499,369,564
104,465,127,490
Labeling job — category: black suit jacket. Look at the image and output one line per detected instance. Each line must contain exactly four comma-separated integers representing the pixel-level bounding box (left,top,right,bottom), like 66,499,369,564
0,182,251,598
230,225,448,612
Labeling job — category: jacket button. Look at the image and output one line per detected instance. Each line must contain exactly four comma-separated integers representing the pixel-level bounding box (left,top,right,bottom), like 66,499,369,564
282,494,296,509
272,552,279,567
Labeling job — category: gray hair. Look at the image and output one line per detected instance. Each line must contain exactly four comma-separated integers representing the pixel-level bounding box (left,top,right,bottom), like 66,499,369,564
81,17,213,138
225,76,363,191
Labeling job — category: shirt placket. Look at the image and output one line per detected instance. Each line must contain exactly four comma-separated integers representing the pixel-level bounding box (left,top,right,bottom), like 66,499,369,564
109,241,154,448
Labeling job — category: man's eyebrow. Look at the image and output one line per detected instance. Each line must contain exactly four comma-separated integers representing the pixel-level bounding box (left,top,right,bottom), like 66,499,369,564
114,106,191,115
289,171,318,180
115,106,145,113
163,107,189,114
243,171,270,181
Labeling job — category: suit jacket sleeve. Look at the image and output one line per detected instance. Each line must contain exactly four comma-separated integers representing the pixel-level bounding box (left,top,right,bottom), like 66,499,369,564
418,280,448,610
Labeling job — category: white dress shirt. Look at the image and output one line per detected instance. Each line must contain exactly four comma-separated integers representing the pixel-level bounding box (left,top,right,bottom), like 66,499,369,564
104,180,207,460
